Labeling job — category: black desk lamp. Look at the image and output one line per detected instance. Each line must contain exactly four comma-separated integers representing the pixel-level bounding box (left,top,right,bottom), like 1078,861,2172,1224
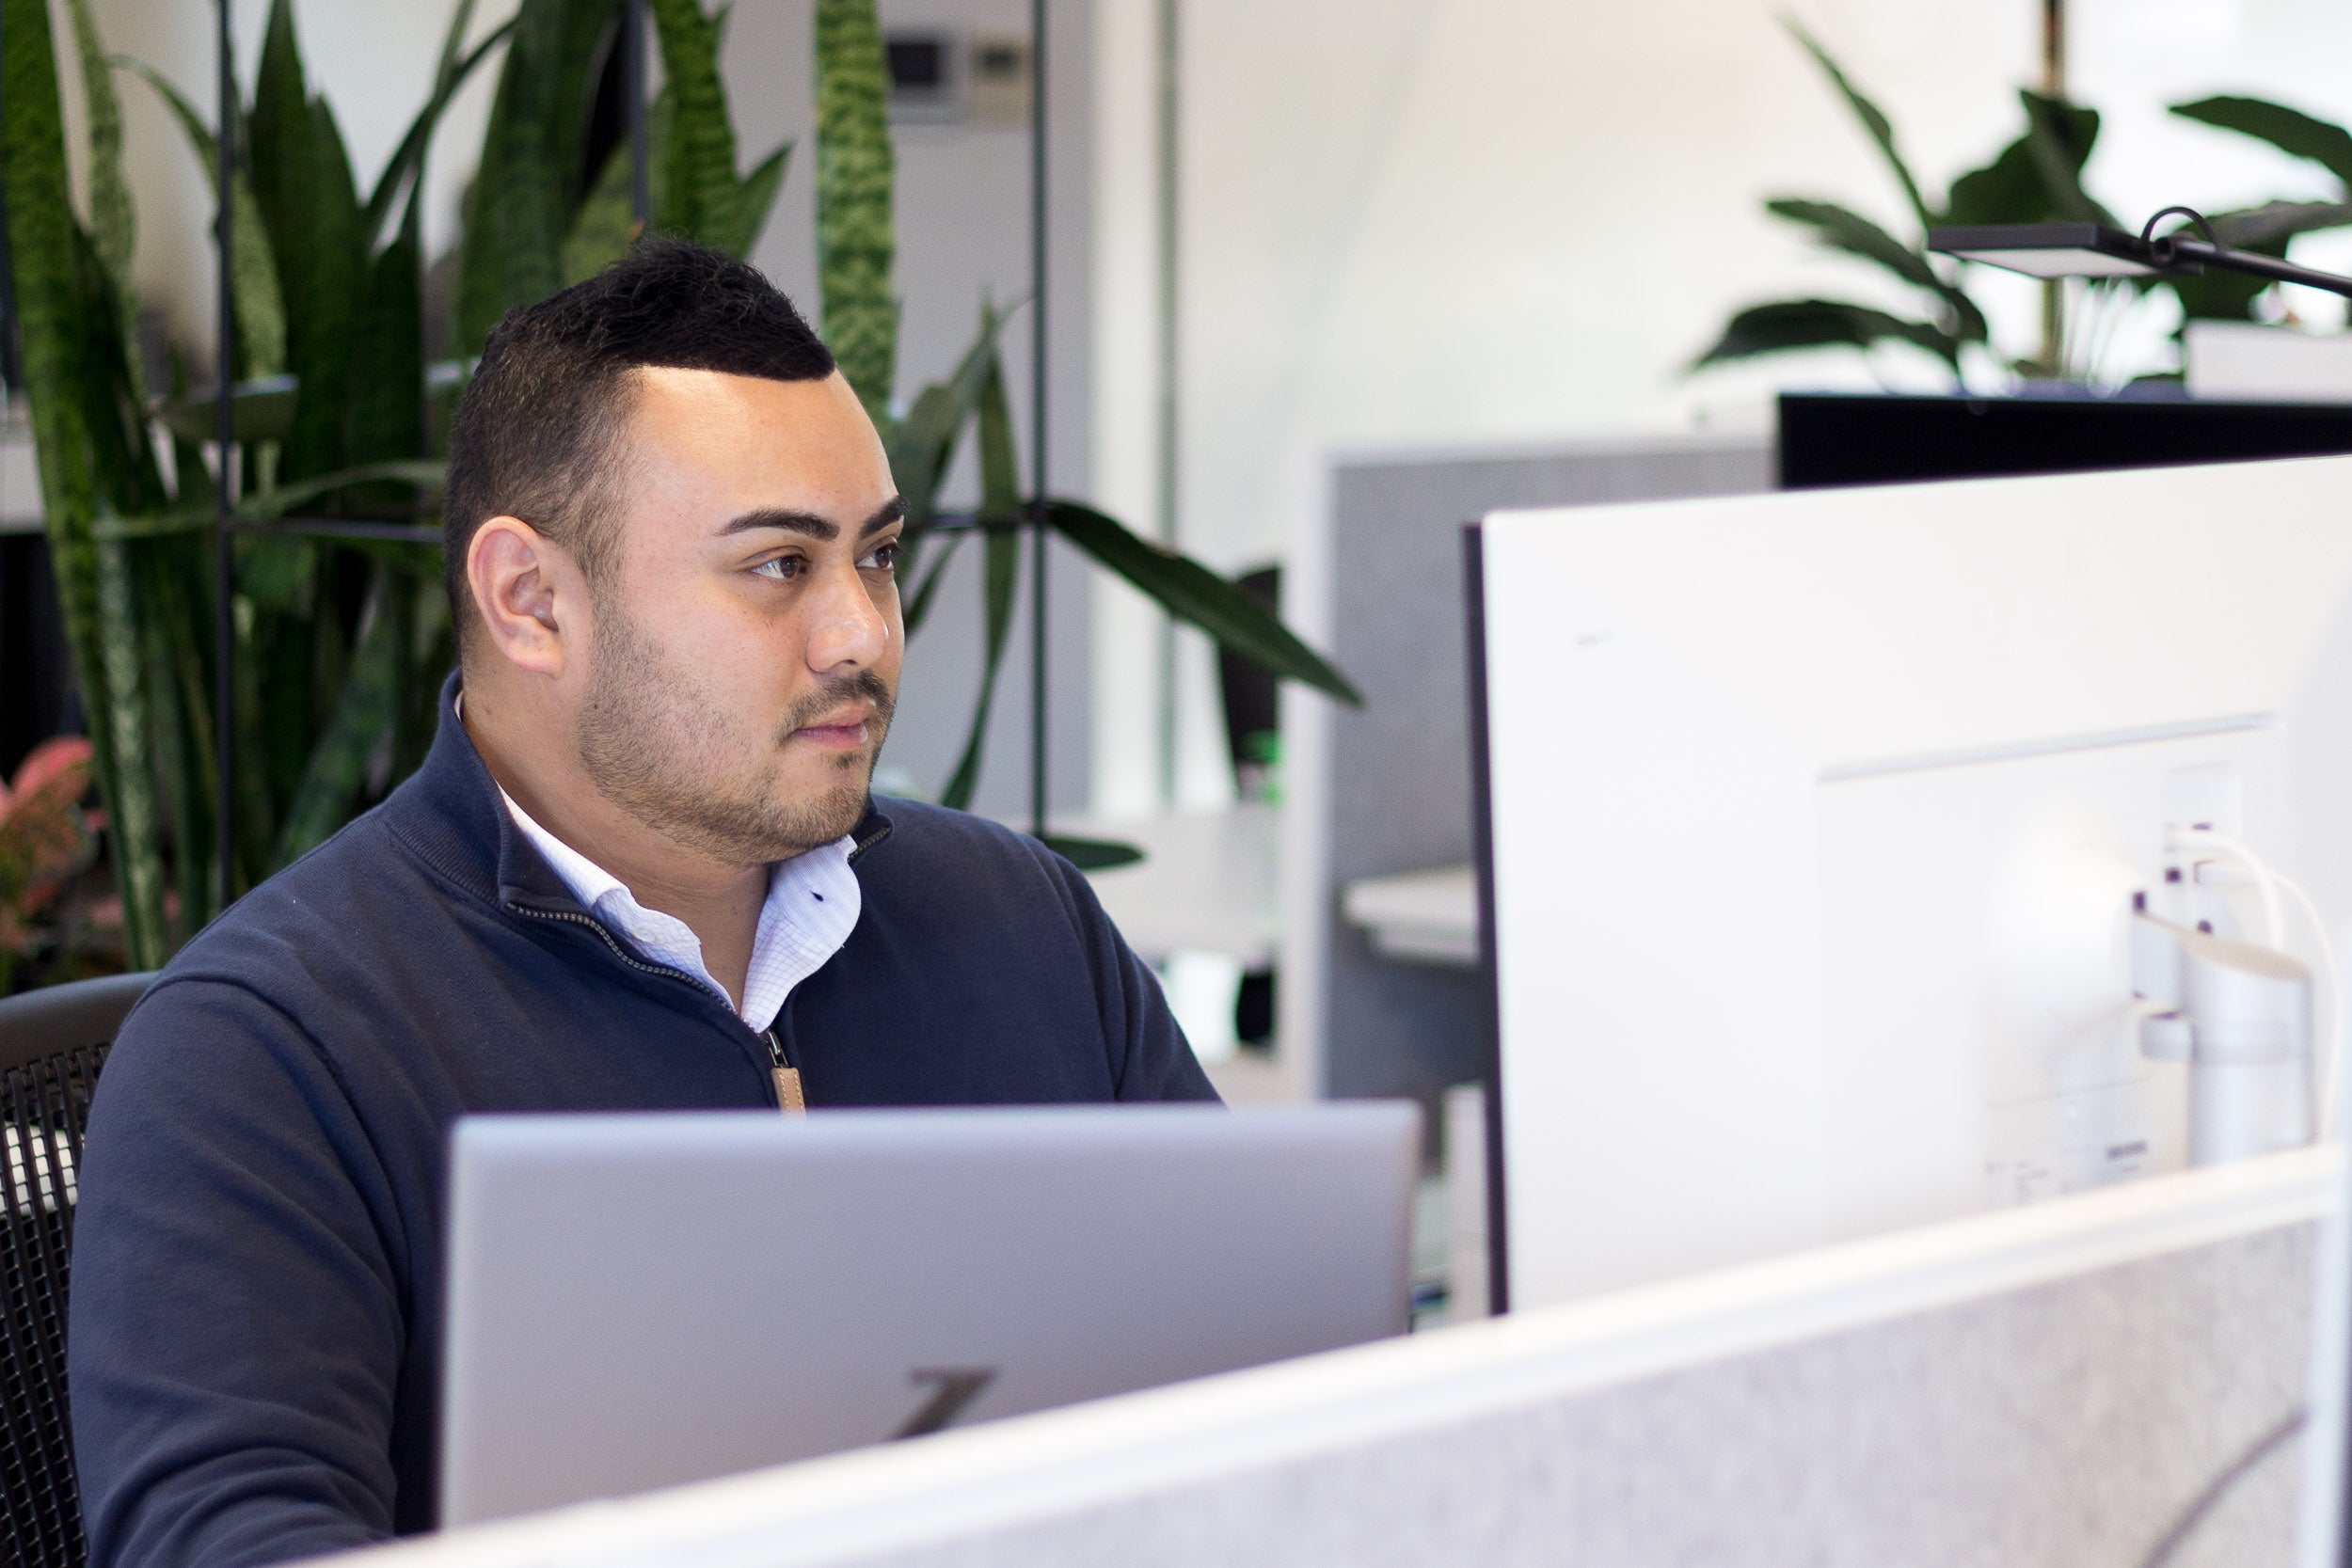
1928,207,2352,300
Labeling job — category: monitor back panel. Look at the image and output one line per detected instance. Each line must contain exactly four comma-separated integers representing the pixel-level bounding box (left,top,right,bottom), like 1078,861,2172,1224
1473,453,2352,1309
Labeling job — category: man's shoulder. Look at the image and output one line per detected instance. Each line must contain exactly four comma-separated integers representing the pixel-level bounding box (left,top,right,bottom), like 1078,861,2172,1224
860,796,1070,881
151,797,470,1003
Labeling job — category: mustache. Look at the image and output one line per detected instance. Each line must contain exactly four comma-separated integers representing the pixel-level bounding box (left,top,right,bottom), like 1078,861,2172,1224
780,669,896,738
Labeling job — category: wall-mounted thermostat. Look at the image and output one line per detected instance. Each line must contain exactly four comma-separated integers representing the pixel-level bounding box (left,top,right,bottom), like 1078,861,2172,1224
966,35,1032,127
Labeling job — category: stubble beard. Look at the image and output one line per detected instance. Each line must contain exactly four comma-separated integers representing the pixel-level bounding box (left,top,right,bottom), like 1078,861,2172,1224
575,595,895,865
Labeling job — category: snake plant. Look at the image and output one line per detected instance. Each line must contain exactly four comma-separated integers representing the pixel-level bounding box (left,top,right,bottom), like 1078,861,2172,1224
0,0,1352,983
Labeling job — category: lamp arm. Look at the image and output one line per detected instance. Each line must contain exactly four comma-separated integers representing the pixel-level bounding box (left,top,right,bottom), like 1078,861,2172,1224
2153,236,2352,300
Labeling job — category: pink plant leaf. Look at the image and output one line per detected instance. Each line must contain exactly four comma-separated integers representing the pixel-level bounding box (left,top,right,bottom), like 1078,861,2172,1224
9,736,93,803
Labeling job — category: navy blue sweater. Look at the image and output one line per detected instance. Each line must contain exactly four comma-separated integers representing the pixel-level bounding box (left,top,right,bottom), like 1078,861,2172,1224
67,681,1214,1567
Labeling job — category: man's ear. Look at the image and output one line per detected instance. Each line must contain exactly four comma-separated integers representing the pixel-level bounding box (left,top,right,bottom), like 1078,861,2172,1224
467,515,579,677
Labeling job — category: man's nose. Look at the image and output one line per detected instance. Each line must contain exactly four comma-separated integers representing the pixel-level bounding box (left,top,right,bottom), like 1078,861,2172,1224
804,560,892,673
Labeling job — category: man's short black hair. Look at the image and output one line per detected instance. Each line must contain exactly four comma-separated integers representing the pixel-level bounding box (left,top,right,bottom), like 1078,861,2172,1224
442,237,837,645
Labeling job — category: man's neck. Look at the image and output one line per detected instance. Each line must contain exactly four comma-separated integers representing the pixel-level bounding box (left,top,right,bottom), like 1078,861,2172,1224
464,686,767,1008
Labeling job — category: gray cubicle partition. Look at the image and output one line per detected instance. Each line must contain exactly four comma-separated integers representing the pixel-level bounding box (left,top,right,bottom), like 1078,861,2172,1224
1313,437,1772,1109
358,1151,2326,1568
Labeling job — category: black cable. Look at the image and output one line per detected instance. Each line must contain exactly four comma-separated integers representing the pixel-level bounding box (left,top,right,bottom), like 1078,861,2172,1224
2141,205,2221,251
2137,1406,2306,1568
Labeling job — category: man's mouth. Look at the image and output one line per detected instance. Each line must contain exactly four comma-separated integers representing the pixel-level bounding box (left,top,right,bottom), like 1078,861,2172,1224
791,706,875,750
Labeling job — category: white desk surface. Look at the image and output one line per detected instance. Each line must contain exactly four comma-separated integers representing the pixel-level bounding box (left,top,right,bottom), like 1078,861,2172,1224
1340,863,1479,968
1061,803,1279,970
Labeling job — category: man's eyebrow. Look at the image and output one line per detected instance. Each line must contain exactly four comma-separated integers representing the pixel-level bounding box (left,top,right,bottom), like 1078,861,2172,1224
860,495,909,537
719,495,907,542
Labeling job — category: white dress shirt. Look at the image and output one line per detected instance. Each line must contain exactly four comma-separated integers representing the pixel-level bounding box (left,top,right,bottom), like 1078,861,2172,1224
496,785,861,1034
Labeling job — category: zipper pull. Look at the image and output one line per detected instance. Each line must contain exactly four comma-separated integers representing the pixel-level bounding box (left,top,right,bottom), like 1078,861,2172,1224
764,1027,805,1116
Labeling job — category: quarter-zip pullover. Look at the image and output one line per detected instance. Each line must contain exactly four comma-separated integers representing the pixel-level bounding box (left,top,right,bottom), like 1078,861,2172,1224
67,673,1216,1568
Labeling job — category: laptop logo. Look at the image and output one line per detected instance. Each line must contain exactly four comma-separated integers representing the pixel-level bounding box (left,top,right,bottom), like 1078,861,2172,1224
894,1368,998,1438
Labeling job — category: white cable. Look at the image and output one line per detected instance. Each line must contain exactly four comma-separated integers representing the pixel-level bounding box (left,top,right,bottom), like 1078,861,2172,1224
2278,872,2344,1138
2169,828,2285,948
2169,827,2344,1139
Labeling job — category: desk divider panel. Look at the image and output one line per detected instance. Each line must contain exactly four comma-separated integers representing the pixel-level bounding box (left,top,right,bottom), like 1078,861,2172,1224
366,1149,2332,1568
1291,436,1771,1124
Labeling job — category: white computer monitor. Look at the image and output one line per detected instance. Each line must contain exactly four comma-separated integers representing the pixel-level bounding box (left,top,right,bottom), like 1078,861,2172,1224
1470,453,2352,1312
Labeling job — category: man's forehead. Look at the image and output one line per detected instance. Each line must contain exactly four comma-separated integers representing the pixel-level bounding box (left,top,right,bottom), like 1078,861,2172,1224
626,363,850,420
613,366,894,535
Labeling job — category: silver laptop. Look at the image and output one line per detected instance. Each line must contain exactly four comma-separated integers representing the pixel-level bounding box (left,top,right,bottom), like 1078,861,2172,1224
439,1102,1420,1525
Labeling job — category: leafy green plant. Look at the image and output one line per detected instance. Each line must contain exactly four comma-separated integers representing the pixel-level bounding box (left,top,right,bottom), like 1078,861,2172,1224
2,0,500,976
1695,21,2122,383
2165,96,2352,324
1,0,1353,990
1697,27,2352,389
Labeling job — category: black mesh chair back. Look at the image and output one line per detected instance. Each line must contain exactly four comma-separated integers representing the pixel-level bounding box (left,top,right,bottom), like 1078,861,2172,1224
0,973,151,1568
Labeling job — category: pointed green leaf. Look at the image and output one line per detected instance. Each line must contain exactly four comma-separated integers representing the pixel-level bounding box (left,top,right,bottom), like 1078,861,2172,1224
1766,198,1988,343
65,0,139,399
92,526,167,959
134,540,214,932
4,0,167,964
937,522,1021,811
115,57,288,375
1769,197,1935,287
2017,90,2114,228
1782,17,1931,235
272,91,366,481
273,571,402,869
361,10,516,247
455,0,625,354
648,0,741,246
94,460,448,540
900,530,961,634
564,89,675,284
1690,297,1961,372
940,361,1024,811
2168,225,2293,324
889,304,1007,536
721,141,791,259
341,198,427,511
152,373,298,446
1047,500,1363,706
1941,135,2043,229
816,0,898,407
1043,834,1144,872
2211,199,2352,249
350,206,426,461
2172,96,2352,191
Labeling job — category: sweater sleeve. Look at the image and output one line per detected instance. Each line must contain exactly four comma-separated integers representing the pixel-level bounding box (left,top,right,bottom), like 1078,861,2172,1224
70,977,405,1568
1035,848,1221,1104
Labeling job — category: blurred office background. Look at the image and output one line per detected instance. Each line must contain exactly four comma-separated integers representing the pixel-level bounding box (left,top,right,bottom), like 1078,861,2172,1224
12,0,2352,1101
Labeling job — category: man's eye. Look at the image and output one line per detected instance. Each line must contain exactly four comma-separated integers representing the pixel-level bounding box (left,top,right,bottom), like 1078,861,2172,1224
862,541,900,571
753,557,803,581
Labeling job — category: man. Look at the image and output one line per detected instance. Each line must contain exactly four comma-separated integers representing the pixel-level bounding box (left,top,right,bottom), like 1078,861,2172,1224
68,238,1215,1568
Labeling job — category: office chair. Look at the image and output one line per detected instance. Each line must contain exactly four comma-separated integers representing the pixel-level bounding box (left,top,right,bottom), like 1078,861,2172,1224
0,972,151,1568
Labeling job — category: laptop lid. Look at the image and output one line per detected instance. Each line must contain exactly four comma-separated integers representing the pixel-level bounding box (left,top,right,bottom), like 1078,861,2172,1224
438,1102,1419,1526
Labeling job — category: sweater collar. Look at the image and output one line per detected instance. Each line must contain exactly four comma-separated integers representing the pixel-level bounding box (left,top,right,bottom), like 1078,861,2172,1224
387,672,894,910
